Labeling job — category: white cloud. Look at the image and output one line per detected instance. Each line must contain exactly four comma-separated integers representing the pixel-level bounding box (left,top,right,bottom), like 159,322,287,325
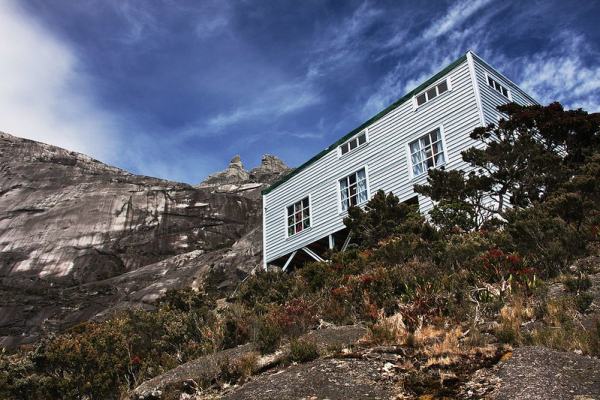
205,81,321,131
422,0,492,40
516,33,600,111
0,0,120,162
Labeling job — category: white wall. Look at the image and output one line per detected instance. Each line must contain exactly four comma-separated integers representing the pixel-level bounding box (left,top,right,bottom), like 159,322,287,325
264,53,537,265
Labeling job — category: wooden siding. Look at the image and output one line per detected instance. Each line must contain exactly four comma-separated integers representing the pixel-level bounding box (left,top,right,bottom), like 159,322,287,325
471,55,538,125
264,53,538,264
264,58,481,263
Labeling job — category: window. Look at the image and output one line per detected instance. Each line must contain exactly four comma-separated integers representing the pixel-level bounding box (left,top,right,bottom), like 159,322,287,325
487,74,510,98
415,79,450,107
340,131,367,155
409,128,446,177
286,197,310,236
339,168,368,211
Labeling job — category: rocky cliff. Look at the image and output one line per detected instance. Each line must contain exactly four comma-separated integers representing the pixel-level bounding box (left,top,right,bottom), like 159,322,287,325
0,132,289,347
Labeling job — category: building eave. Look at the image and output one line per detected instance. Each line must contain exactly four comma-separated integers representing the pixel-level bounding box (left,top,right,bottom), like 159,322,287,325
262,52,469,196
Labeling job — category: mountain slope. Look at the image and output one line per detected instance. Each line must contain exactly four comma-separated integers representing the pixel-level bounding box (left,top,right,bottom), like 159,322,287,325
0,132,288,347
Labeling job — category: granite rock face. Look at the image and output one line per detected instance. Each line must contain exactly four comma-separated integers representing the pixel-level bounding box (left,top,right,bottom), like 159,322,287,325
0,132,289,347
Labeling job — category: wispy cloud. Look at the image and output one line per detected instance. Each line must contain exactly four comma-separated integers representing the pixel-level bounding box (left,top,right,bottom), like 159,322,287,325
515,32,600,111
0,0,120,162
422,0,492,40
205,81,322,131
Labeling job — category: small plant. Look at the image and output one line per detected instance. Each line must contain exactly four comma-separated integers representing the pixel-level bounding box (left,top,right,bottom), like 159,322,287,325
575,292,594,313
289,338,319,363
254,317,282,354
366,312,407,345
564,273,592,293
219,352,259,384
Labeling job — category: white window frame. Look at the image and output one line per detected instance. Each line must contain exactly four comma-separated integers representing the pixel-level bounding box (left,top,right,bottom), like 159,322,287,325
338,129,369,157
412,77,453,110
284,194,312,238
405,125,448,180
336,165,370,214
485,72,512,100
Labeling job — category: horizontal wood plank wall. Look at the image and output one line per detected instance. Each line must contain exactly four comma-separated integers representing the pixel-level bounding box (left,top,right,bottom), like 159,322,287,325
472,56,537,126
264,59,483,263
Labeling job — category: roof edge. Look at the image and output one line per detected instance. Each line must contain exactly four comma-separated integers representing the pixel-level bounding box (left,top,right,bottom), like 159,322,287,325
262,52,469,195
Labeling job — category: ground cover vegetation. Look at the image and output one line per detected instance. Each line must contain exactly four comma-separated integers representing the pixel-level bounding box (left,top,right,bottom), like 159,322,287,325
1,103,599,399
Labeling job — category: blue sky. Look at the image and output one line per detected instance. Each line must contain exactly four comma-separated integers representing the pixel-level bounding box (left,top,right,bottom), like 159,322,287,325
1,0,599,183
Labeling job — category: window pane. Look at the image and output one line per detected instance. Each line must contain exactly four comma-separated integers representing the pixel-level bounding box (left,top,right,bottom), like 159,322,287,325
349,183,357,198
413,163,423,176
411,149,423,166
409,140,420,154
349,174,356,185
435,151,445,166
502,87,508,97
302,198,309,208
426,87,437,100
430,128,440,142
437,80,448,94
356,168,366,180
357,178,368,203
349,139,357,150
303,219,310,229
295,222,302,233
287,205,294,217
341,143,348,154
358,133,366,145
416,93,426,105
488,76,493,86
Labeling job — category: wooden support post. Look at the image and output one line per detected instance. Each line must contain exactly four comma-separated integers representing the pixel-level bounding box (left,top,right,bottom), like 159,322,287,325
302,247,325,262
282,251,297,272
341,232,352,252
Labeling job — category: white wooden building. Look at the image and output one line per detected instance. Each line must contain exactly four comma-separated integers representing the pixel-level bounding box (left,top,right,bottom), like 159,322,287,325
262,51,537,270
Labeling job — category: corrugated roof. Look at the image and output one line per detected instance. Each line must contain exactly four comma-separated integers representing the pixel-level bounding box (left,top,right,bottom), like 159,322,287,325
262,52,469,195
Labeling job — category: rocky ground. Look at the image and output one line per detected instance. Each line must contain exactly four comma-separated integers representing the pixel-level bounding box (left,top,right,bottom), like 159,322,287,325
0,131,289,347
135,343,600,400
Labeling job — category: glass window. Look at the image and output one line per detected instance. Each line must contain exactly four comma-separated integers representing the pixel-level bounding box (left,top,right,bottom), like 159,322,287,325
339,131,367,155
339,168,368,211
415,79,450,107
437,80,448,94
286,197,310,236
409,128,446,177
487,75,510,99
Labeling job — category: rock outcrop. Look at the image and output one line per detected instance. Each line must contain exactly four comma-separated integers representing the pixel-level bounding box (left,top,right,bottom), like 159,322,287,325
0,131,289,347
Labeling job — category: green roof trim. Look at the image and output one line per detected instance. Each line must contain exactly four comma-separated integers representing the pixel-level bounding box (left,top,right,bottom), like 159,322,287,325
262,52,469,195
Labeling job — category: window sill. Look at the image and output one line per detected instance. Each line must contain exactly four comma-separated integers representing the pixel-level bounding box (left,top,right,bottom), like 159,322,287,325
337,200,368,216
285,226,313,241
413,89,453,112
408,164,446,183
338,141,370,159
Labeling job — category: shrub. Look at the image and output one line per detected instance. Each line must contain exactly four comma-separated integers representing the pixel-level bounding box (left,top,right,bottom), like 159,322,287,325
219,352,259,384
289,339,319,363
366,313,407,345
575,293,594,313
564,274,592,293
254,317,282,354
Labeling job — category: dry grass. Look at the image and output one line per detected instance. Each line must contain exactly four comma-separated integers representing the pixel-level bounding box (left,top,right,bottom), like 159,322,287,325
363,312,408,345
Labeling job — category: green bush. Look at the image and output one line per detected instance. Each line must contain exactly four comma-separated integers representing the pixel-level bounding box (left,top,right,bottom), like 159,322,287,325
254,317,282,354
289,339,319,363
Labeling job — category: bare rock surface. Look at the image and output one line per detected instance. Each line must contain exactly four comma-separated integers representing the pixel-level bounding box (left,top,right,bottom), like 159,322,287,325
461,346,600,399
0,131,288,347
132,325,367,399
222,358,396,400
493,346,600,400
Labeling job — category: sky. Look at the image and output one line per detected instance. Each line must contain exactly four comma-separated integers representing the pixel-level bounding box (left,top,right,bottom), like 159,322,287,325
1,0,599,184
